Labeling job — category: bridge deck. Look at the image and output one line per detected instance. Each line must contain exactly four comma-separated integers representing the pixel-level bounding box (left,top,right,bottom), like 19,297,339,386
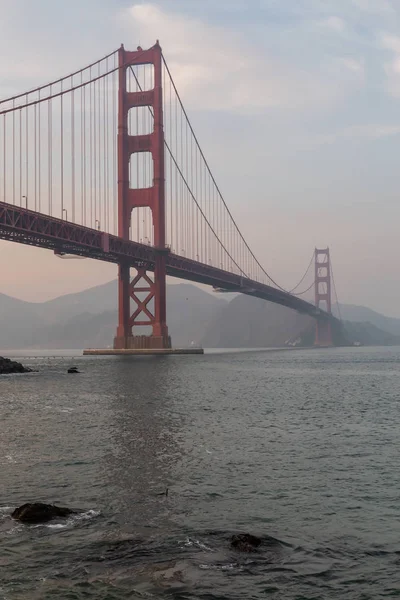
0,201,331,321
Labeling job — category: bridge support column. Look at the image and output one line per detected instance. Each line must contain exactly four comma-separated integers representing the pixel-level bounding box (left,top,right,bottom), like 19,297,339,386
314,248,333,347
115,263,131,348
113,41,171,350
315,320,332,347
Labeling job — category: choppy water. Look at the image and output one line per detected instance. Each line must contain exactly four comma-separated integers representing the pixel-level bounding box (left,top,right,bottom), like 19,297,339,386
1,346,400,599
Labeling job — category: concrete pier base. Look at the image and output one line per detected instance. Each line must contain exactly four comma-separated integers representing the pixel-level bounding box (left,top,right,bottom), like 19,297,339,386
83,348,204,356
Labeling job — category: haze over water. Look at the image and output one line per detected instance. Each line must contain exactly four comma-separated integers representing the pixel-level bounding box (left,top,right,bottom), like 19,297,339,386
1,347,399,599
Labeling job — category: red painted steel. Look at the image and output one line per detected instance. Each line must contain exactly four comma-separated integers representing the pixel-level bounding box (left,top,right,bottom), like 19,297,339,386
0,42,341,350
0,201,335,325
114,42,170,350
314,248,333,347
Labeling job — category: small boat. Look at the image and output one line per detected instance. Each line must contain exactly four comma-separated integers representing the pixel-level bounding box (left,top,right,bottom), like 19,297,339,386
189,341,202,349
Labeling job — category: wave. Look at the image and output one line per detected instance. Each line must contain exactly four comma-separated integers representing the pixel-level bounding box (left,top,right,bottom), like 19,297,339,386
0,506,100,533
33,509,101,530
179,537,213,551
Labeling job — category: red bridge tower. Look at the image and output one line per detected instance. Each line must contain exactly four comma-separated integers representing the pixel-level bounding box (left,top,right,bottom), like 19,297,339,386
114,42,171,350
314,248,333,347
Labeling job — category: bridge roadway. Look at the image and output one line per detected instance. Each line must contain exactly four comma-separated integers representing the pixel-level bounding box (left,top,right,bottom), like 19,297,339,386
0,201,331,321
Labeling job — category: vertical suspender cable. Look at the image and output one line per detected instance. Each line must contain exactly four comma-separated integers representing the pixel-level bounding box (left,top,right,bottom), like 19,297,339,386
89,72,93,227
169,73,173,250
175,85,178,254
163,61,168,246
71,86,75,223
38,91,41,213
113,54,117,235
103,66,106,231
34,103,37,211
179,101,182,253
191,120,194,260
105,62,109,232
98,63,101,230
61,82,64,218
93,78,97,225
48,89,52,215
25,95,28,208
19,109,22,206
195,143,199,260
12,101,15,205
2,114,5,202
81,75,85,225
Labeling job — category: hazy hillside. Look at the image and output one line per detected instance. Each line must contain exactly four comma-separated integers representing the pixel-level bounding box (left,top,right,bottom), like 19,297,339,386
201,294,313,348
0,282,226,349
200,295,400,348
333,304,400,336
1,280,400,349
343,321,400,346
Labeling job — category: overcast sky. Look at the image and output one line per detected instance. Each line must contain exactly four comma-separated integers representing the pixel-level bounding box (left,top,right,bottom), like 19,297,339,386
1,0,400,315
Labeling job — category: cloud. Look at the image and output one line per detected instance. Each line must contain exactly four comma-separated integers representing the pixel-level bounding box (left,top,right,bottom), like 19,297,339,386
381,32,400,54
341,58,363,72
380,33,400,97
337,57,365,82
120,3,364,115
319,16,347,33
0,1,120,97
314,123,400,145
351,0,394,15
0,2,55,89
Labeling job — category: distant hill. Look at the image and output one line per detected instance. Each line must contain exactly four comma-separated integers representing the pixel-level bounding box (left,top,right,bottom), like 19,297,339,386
200,294,313,348
342,320,400,346
200,295,400,348
1,280,400,349
0,282,226,349
333,304,400,336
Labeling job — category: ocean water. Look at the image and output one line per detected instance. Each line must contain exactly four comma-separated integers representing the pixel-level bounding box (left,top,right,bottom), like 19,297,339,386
1,346,400,599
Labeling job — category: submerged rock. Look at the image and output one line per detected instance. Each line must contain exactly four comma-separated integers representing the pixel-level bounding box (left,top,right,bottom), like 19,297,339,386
0,357,32,375
11,503,75,523
230,533,262,552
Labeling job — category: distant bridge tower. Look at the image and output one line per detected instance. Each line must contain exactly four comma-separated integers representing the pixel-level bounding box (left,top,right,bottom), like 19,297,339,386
114,42,171,350
314,248,333,347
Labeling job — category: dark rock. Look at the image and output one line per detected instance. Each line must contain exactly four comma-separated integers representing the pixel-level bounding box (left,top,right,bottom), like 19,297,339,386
0,356,32,375
11,502,75,523
67,367,80,374
231,533,262,552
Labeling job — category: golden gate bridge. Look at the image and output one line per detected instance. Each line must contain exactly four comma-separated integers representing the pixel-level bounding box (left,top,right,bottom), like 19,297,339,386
0,42,339,351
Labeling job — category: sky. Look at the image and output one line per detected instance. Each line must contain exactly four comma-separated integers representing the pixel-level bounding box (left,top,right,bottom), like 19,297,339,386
1,0,400,315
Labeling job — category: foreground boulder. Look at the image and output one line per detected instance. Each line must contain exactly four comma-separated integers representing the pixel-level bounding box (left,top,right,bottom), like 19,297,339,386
231,533,262,552
12,503,75,523
0,357,32,375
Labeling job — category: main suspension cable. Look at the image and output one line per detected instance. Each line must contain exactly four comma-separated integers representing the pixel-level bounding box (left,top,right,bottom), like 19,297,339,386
0,48,119,106
128,65,247,278
291,281,314,297
289,250,315,294
162,54,313,295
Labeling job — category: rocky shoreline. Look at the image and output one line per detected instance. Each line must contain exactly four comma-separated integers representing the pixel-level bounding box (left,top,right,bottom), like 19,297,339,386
0,357,33,374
